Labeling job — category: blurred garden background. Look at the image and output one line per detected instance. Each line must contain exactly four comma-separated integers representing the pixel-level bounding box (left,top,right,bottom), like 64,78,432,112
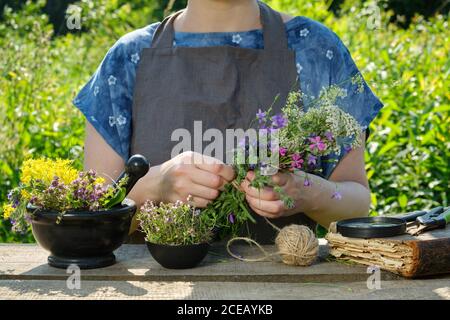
0,0,449,242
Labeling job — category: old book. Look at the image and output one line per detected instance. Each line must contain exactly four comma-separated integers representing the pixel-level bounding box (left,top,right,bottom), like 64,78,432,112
326,226,450,278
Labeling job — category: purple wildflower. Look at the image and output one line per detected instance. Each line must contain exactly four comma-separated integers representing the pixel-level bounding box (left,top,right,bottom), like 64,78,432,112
228,212,235,224
51,176,59,187
307,154,317,166
344,145,353,152
29,196,37,205
271,114,288,129
12,199,20,208
325,131,334,141
24,215,32,224
256,109,266,122
304,178,311,187
331,191,342,200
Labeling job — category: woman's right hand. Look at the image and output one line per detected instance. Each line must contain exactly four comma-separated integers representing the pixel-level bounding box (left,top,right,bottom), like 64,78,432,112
157,151,235,207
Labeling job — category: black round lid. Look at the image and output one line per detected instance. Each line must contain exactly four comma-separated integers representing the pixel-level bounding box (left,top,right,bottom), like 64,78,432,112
336,216,406,238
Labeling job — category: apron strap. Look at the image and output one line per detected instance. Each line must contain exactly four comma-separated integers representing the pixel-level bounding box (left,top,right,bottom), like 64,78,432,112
258,0,289,51
151,1,289,51
150,9,184,49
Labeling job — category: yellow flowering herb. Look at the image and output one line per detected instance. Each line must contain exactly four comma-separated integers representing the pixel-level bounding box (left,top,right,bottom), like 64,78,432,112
21,158,79,185
2,204,14,219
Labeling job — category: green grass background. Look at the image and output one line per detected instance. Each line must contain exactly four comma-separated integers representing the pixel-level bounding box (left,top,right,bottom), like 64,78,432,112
0,0,449,242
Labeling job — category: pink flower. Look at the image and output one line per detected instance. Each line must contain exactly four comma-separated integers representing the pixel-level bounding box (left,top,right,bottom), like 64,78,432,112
292,153,301,161
291,153,304,169
279,147,288,156
309,136,327,151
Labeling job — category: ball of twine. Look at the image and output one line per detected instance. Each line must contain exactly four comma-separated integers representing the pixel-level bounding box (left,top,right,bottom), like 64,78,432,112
275,224,318,266
226,221,319,267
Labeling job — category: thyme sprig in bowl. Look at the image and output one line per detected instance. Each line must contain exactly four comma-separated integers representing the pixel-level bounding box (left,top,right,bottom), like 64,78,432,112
138,196,213,269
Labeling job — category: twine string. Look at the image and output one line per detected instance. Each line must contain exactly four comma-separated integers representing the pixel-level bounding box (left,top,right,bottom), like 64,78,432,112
226,237,279,262
226,218,318,265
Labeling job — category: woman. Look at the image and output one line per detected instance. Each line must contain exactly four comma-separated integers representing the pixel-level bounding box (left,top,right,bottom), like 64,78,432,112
74,0,383,243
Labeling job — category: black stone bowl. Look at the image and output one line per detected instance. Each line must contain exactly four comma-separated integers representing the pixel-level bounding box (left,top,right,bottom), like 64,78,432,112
146,242,210,269
28,199,136,269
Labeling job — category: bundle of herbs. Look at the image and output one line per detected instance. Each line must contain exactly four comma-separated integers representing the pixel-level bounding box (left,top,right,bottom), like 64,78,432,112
202,81,363,238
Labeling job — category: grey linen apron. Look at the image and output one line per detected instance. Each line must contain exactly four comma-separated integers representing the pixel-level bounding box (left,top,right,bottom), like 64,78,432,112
129,1,316,244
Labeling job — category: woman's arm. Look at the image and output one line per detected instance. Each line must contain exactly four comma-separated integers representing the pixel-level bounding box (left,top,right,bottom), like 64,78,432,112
241,132,371,228
84,121,125,180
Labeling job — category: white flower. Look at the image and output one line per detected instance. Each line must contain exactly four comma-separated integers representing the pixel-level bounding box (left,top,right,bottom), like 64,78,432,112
93,86,100,96
232,34,242,44
299,28,309,37
109,116,116,127
108,75,117,86
109,115,127,127
326,50,334,60
365,61,376,72
296,63,303,74
131,53,140,64
116,115,127,126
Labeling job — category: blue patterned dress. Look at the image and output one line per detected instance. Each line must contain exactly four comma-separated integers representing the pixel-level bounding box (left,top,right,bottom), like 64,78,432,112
73,16,383,177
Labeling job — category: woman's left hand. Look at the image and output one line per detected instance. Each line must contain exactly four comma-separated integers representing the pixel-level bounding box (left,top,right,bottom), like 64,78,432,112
240,170,302,219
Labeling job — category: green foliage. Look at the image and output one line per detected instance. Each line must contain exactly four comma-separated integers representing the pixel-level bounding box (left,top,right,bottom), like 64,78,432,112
0,0,157,242
1,0,449,242
268,0,450,215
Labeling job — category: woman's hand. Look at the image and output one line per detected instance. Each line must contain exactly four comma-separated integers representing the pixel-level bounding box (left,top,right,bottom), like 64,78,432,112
240,133,372,228
158,151,235,208
240,170,307,219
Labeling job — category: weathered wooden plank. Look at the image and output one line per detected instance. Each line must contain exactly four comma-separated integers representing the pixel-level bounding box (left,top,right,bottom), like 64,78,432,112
0,279,448,300
327,225,450,278
0,242,401,283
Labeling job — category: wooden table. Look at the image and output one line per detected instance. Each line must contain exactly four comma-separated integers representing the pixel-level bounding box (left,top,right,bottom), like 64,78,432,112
0,240,449,300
